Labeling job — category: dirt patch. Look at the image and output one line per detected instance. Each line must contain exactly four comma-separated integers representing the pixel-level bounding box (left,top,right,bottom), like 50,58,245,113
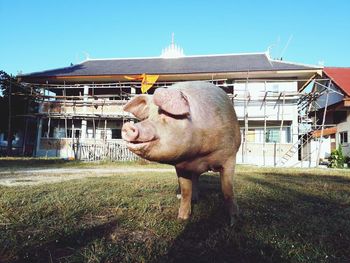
0,167,174,187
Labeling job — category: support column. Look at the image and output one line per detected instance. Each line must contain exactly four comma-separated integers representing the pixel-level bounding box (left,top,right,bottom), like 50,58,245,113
81,120,87,139
81,85,89,140
35,118,43,156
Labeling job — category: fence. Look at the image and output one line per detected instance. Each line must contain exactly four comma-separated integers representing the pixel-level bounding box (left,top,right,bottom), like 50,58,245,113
73,141,140,162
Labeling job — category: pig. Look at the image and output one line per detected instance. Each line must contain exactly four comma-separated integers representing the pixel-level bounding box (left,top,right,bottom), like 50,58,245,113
122,81,241,225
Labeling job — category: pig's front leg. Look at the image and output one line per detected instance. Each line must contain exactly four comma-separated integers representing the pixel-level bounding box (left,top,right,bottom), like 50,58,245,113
176,173,199,202
176,168,192,220
220,156,239,226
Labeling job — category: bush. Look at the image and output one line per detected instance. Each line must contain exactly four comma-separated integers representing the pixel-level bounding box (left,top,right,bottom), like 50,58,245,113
345,156,350,168
329,145,345,168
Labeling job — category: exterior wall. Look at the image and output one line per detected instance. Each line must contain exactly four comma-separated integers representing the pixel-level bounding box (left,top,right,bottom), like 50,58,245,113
234,81,299,166
35,80,301,165
234,81,298,120
40,101,128,117
299,138,330,168
313,80,349,158
237,142,297,166
35,119,127,158
336,110,350,156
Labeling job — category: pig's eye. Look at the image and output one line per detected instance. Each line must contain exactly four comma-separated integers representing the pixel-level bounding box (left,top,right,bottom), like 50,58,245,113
158,108,188,120
158,108,169,123
158,108,167,116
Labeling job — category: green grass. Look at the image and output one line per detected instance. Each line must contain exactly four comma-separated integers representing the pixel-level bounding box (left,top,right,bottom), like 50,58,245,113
1,163,350,262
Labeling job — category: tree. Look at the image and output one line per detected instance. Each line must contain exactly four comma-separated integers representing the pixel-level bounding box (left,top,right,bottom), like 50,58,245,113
0,70,37,155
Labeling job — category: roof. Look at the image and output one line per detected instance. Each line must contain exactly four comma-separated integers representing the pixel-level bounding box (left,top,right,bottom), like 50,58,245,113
19,53,321,80
312,127,337,138
324,67,350,96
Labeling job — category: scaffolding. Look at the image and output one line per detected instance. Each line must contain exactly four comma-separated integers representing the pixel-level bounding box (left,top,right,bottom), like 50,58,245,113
9,76,339,165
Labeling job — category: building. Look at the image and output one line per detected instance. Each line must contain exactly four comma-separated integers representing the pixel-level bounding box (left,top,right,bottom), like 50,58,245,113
18,42,322,165
309,67,350,161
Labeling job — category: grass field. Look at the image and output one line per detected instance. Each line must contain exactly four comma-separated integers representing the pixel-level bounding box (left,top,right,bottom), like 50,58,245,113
1,159,350,262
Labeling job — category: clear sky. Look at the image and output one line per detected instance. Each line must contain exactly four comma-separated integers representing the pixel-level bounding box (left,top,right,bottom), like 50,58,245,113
1,0,349,75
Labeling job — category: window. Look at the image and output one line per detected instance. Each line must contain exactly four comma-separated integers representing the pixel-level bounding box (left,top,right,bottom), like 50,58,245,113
269,84,279,93
2,131,8,141
112,129,121,139
266,128,280,143
241,127,291,143
53,128,65,138
87,129,95,138
246,129,255,142
266,127,291,143
340,131,348,144
334,111,347,124
67,129,81,138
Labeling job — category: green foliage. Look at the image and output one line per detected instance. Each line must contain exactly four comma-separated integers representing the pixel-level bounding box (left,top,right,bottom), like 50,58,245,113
329,144,345,168
345,156,350,167
0,70,38,133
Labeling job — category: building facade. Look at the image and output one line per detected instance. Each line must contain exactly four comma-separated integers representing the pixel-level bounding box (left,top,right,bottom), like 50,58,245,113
18,48,322,166
310,68,350,161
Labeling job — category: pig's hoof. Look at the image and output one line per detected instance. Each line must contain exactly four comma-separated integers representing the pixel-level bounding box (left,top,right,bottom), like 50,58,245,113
177,214,190,221
177,208,191,221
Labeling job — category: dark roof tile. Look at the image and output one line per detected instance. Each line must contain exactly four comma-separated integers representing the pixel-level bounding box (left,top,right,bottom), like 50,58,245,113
20,53,320,78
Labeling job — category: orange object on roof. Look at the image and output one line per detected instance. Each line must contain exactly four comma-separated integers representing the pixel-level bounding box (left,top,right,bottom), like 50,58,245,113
312,127,337,138
124,74,159,93
324,67,350,96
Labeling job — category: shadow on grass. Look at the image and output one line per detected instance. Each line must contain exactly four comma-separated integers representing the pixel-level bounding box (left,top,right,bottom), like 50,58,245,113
10,219,119,263
0,158,73,169
159,174,289,263
260,171,350,185
159,172,350,263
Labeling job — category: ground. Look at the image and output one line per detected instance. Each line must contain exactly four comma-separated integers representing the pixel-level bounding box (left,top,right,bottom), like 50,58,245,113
0,158,350,262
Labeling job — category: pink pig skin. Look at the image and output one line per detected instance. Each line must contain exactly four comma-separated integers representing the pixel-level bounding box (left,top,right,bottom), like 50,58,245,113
122,81,241,224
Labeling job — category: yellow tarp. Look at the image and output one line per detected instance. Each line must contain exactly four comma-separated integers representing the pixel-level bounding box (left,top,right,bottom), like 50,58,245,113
124,74,159,93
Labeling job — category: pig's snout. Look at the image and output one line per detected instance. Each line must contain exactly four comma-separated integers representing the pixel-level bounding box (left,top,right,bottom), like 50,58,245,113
122,121,157,143
122,122,139,142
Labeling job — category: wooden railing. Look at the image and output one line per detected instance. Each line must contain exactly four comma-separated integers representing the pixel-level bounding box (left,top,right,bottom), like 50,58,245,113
72,141,140,161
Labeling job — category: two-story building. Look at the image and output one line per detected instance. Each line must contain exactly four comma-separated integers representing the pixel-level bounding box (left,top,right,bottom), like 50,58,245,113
18,45,322,165
310,67,350,161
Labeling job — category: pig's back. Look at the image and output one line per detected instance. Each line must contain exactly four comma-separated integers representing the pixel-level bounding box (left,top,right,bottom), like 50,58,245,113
172,81,236,127
171,81,241,154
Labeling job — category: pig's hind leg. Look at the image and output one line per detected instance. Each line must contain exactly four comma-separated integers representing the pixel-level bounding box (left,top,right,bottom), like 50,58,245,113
220,156,239,226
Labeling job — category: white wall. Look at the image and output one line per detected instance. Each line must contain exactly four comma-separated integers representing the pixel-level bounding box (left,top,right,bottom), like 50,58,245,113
337,111,350,156
234,81,298,121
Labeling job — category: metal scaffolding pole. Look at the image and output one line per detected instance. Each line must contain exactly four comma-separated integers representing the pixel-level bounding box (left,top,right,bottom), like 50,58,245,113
243,77,249,163
263,82,267,166
279,91,286,164
315,81,331,167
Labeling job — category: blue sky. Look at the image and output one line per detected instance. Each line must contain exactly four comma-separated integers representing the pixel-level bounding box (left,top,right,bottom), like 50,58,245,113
1,0,349,75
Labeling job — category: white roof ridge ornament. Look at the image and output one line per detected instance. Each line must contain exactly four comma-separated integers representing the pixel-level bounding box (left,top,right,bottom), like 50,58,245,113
160,33,185,59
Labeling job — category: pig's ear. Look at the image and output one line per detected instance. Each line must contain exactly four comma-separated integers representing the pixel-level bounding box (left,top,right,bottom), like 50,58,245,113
123,95,150,120
153,88,190,116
